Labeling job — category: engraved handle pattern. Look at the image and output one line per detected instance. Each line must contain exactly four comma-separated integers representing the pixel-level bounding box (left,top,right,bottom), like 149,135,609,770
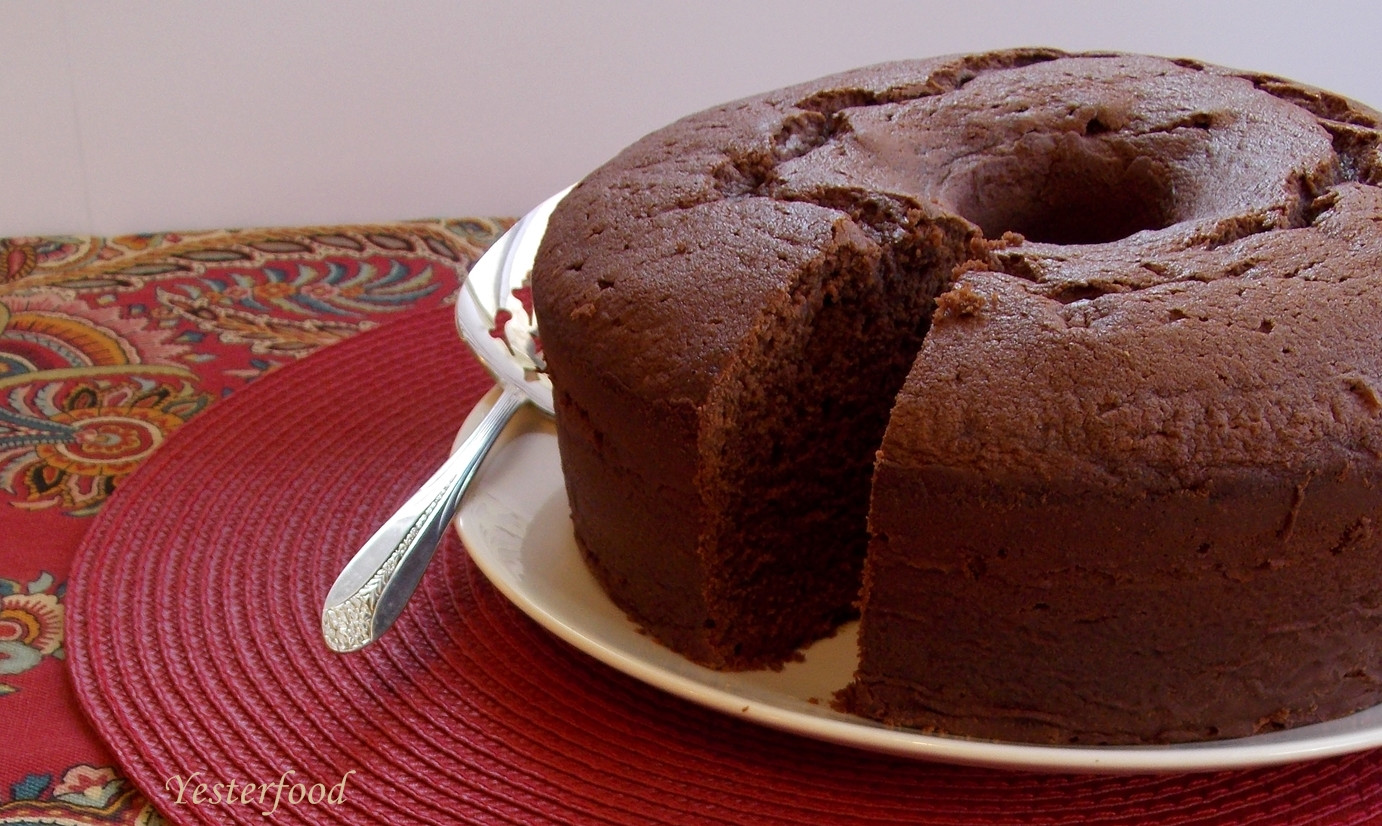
321,386,526,652
320,482,454,652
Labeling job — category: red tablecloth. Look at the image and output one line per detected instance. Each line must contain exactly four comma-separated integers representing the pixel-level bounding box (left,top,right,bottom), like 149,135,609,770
0,221,507,822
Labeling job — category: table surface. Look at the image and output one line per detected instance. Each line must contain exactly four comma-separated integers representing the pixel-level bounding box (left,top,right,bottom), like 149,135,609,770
6,218,1382,825
0,219,509,823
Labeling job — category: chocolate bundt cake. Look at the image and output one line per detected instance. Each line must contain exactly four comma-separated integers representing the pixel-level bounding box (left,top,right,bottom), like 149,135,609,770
530,48,1382,744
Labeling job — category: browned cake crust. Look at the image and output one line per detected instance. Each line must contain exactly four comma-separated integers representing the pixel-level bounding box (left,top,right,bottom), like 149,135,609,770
531,48,1382,743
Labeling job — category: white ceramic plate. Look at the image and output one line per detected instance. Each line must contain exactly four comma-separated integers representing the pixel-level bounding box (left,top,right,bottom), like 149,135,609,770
451,389,1382,774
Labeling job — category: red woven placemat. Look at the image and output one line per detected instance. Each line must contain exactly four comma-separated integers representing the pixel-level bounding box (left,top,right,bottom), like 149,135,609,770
65,305,1382,824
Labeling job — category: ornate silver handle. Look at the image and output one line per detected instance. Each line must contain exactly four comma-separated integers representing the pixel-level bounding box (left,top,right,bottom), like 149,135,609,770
321,385,526,652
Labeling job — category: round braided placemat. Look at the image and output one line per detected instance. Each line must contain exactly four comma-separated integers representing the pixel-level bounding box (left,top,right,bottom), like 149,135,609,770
67,306,1382,824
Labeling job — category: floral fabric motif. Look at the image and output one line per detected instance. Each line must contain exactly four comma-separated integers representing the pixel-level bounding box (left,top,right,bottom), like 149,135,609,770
1,763,166,824
0,573,63,695
0,219,507,516
155,256,440,355
1,380,209,515
0,291,191,383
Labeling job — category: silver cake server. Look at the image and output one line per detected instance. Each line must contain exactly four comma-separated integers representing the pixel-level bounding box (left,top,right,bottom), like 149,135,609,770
321,187,570,653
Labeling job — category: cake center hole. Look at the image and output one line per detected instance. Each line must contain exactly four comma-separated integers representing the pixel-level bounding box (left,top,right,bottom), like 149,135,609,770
948,134,1178,245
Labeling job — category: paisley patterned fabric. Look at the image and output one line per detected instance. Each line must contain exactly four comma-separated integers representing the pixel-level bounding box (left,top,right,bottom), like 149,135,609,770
0,219,508,824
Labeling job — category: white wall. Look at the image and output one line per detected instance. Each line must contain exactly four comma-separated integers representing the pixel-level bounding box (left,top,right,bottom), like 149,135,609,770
4,0,1381,236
